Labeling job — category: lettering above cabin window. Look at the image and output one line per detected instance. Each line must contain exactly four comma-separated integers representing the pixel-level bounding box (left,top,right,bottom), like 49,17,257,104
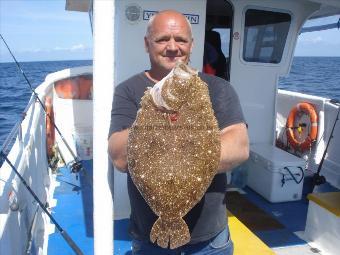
243,9,291,64
143,10,199,24
143,10,157,20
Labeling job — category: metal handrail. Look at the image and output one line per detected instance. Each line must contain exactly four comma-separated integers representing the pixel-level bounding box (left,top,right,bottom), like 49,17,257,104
0,94,37,167
25,204,40,254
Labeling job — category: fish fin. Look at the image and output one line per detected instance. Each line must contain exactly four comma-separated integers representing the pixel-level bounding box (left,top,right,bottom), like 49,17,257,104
150,217,190,249
169,217,190,249
150,217,167,248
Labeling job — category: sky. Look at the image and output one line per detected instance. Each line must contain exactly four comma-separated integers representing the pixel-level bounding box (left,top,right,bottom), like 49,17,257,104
0,0,92,62
0,1,339,63
296,15,340,56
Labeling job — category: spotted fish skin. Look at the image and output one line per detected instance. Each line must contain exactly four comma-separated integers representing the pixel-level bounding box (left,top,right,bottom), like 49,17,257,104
127,63,220,249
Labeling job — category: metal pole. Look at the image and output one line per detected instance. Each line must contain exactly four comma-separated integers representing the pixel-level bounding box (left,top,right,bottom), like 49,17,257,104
93,0,114,254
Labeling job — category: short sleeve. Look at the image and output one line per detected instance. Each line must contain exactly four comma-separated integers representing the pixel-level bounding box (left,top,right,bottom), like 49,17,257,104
108,84,138,136
203,75,245,130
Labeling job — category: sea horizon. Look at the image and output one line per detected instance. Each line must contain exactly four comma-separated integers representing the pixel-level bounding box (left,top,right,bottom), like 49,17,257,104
1,57,340,146
2,55,340,64
0,59,93,64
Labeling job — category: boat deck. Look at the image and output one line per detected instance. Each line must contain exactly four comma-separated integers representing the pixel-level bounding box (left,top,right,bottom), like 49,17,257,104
47,160,339,254
48,160,94,255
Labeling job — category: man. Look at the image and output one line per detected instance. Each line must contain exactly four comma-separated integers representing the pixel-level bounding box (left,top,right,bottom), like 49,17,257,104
108,10,249,255
203,30,228,80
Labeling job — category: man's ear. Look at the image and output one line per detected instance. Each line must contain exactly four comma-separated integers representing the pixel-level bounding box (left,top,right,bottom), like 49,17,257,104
144,37,149,53
190,38,194,53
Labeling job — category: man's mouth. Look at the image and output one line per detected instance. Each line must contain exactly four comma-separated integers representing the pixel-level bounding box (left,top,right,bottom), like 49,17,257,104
165,56,181,61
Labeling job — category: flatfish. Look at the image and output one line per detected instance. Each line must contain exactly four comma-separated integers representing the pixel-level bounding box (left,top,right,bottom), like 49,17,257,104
127,62,220,249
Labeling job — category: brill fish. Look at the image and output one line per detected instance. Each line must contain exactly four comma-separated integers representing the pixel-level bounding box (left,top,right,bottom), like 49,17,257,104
127,62,220,249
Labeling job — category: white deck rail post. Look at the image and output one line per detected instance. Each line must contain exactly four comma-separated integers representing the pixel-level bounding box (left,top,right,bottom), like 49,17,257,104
93,0,114,254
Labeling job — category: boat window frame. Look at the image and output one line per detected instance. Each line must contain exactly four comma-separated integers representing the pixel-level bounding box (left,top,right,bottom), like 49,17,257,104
240,5,293,66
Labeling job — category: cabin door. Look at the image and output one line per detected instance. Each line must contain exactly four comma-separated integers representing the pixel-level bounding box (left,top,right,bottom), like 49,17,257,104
204,1,294,145
203,0,233,82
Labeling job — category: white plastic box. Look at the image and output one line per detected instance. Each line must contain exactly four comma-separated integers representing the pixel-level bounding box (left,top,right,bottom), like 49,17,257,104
305,192,340,255
53,95,93,162
73,126,93,160
246,144,305,202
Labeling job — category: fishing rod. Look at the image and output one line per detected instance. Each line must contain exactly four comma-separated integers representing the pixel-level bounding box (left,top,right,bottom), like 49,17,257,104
0,151,84,255
312,99,340,189
0,33,83,174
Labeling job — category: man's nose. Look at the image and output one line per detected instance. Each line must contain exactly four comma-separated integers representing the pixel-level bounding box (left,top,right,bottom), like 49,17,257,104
166,38,178,51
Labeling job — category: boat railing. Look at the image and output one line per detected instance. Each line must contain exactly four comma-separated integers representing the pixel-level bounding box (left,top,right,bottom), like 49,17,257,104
0,88,53,254
0,94,37,167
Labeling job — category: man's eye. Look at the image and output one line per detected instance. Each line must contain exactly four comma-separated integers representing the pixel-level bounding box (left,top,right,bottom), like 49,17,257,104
176,38,188,43
156,38,168,43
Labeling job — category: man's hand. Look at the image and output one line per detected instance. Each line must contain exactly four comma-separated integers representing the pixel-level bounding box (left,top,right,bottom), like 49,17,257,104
217,123,249,173
108,129,129,172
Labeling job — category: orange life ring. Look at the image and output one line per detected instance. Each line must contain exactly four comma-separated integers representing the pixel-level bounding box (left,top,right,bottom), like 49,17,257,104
286,102,318,152
45,96,55,159
54,78,80,99
54,76,92,100
78,75,93,99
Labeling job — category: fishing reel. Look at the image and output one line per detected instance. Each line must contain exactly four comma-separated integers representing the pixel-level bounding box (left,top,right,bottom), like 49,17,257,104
312,173,326,186
330,99,340,105
70,159,83,174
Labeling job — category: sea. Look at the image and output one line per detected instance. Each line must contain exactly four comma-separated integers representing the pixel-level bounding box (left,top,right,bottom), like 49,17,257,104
0,57,340,146
0,60,92,147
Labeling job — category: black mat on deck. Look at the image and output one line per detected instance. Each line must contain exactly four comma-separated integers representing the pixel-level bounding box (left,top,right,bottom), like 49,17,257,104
225,191,285,231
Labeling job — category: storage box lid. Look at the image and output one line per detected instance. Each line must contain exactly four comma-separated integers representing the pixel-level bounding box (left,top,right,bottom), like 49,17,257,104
307,192,340,217
250,144,305,170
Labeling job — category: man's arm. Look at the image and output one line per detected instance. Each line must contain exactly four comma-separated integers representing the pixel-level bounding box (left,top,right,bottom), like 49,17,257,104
108,129,129,172
217,122,249,173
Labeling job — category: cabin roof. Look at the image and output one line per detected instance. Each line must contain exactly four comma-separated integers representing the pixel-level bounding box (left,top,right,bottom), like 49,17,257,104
309,1,340,19
65,0,90,12
65,0,340,19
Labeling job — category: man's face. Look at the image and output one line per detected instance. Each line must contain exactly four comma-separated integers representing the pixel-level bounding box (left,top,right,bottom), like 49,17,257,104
145,14,193,76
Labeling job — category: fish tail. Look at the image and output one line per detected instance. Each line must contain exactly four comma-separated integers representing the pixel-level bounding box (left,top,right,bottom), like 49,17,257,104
150,217,190,249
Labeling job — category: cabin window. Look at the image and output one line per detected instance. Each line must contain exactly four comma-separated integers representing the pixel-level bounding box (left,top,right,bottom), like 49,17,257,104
243,9,291,64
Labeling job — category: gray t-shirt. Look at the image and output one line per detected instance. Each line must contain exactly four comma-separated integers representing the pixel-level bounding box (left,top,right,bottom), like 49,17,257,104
109,72,245,243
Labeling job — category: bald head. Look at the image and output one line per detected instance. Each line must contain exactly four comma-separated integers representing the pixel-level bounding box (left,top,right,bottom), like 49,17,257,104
146,10,193,40
144,10,194,81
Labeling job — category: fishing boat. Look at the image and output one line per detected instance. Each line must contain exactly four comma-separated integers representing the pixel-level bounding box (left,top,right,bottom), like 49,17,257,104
1,0,340,254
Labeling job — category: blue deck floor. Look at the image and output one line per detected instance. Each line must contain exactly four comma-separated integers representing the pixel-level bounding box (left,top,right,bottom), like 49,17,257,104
48,160,94,255
243,180,339,248
47,160,339,254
